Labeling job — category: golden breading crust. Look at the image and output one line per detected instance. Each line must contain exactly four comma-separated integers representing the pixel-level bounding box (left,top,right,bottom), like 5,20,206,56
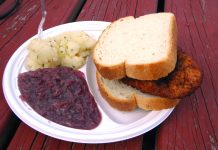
121,51,203,99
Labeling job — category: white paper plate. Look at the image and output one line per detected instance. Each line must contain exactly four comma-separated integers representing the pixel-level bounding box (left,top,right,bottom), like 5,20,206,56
2,21,174,143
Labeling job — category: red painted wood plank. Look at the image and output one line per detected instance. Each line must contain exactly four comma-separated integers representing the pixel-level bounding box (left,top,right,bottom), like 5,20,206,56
9,121,144,149
157,0,218,149
42,137,61,150
135,0,158,17
7,123,36,150
0,102,12,137
0,0,40,49
114,140,126,150
9,123,72,150
0,0,83,49
72,143,85,150
96,144,105,150
31,132,47,150
85,144,98,150
58,140,72,150
0,0,82,141
104,142,115,150
125,136,143,150
77,0,158,21
0,0,18,18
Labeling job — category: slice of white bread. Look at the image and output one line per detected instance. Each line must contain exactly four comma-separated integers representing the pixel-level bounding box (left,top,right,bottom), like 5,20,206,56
96,72,180,111
93,13,177,80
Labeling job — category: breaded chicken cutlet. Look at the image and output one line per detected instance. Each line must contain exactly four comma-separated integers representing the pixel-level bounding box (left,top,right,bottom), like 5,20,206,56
121,51,203,99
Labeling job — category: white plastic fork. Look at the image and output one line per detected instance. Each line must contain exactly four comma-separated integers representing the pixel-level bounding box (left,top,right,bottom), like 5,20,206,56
37,0,47,38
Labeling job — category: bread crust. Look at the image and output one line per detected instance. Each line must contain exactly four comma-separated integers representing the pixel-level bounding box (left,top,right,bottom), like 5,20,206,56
135,95,180,110
93,13,178,80
96,72,179,111
126,55,177,80
96,72,137,111
126,14,178,80
93,16,134,80
94,61,126,80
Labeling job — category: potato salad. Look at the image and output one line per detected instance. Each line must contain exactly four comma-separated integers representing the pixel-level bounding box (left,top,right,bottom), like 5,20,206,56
25,31,96,70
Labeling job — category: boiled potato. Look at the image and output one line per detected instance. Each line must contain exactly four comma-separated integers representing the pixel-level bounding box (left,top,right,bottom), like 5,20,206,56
26,39,60,70
78,50,90,57
61,56,85,69
26,31,96,70
25,52,41,70
65,41,80,57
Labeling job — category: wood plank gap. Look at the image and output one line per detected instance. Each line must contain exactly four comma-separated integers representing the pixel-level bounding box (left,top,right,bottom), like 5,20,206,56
157,0,165,12
68,0,86,22
41,136,49,149
76,0,93,21
0,114,20,150
70,142,74,150
0,0,24,25
29,132,39,149
134,0,139,17
0,0,20,20
142,129,157,150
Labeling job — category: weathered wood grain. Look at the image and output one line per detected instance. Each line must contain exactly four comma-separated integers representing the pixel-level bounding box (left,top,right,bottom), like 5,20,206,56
157,0,218,149
0,0,83,147
0,0,18,19
8,123,143,150
42,136,61,150
30,132,47,150
125,136,143,150
0,0,83,50
72,143,85,150
77,0,157,21
58,140,73,150
7,123,36,150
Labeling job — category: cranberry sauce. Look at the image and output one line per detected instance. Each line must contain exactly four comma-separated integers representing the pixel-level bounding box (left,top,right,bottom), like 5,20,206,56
18,67,101,130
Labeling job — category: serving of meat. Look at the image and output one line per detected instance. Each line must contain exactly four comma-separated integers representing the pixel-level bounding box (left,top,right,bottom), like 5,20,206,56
121,51,203,99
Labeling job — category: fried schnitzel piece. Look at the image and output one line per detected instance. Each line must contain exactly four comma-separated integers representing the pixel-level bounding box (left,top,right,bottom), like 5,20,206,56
121,51,203,99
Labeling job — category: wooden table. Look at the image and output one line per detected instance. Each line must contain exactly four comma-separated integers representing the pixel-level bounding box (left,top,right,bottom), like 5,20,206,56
0,0,217,149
